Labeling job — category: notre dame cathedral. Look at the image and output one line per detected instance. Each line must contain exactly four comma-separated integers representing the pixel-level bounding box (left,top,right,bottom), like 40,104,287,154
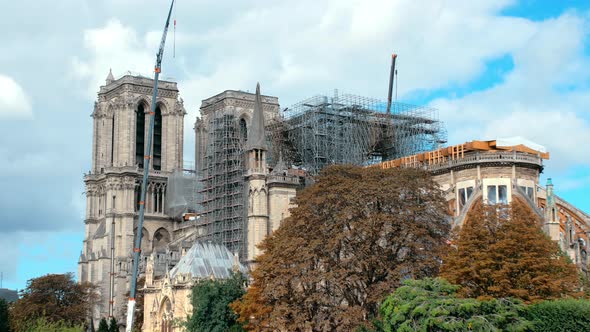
78,72,299,324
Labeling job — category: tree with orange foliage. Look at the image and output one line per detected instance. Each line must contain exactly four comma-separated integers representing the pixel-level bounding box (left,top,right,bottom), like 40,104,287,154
229,279,272,331
232,165,450,331
441,200,581,302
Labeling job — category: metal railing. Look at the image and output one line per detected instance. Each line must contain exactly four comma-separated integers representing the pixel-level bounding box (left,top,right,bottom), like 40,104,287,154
267,175,301,185
421,151,543,172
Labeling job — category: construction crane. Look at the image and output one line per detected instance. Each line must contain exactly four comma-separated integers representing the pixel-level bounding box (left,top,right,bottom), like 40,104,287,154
386,53,397,114
125,1,175,331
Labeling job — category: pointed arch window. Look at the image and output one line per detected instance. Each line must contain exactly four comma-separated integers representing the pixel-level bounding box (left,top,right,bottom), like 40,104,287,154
111,114,116,165
136,104,146,168
153,106,162,170
239,118,248,142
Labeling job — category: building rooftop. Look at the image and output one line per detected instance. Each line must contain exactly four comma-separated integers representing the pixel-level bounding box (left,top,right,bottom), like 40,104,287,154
200,89,279,108
99,72,179,95
374,138,549,171
168,242,246,280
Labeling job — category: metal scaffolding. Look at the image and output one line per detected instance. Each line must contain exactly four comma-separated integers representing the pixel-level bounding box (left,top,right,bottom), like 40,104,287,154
268,92,447,174
199,113,246,259
193,90,446,262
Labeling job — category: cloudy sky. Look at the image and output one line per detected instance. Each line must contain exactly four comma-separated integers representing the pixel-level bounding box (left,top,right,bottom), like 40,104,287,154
1,0,590,290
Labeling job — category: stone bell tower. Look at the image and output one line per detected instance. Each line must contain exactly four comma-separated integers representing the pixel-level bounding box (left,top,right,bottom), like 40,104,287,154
244,83,270,262
78,71,185,322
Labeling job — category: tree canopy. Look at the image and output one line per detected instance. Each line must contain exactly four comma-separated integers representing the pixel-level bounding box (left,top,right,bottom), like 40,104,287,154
108,317,118,332
441,200,580,301
380,278,530,332
18,317,84,332
526,298,590,331
8,273,96,332
0,299,9,332
232,165,450,331
186,271,246,332
97,318,109,332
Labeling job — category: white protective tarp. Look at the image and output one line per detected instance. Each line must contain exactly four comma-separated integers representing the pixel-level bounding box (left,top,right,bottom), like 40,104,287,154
496,136,547,153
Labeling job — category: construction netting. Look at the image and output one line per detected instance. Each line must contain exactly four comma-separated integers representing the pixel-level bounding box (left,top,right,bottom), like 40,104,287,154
165,169,201,219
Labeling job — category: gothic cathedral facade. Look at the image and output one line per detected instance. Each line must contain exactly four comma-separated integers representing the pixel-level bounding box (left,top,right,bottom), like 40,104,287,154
80,73,299,325
78,72,185,322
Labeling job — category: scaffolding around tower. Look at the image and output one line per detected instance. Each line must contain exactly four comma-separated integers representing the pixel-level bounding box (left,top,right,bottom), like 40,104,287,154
193,89,446,263
268,92,447,174
199,113,247,259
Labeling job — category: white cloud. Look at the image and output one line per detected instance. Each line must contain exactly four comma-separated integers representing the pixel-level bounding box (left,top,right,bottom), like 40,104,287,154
67,1,590,180
59,1,579,178
165,0,541,112
431,12,590,171
0,74,32,119
71,19,154,97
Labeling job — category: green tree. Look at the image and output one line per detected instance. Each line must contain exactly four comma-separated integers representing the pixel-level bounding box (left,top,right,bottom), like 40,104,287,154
441,200,581,301
97,318,109,332
380,278,530,332
108,317,118,332
23,317,84,332
0,299,10,332
233,165,450,331
526,299,590,331
186,271,246,332
9,273,97,332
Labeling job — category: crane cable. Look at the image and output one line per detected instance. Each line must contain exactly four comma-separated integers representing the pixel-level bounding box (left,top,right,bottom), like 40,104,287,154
173,0,177,58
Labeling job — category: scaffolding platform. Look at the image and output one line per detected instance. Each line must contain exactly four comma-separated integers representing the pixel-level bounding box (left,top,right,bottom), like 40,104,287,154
268,92,447,174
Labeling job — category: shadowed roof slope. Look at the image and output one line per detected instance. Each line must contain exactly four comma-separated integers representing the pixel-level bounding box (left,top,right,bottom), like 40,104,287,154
245,82,267,151
169,242,247,280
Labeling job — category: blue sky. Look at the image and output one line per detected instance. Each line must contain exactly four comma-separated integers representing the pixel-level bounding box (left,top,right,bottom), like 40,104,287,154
1,0,589,291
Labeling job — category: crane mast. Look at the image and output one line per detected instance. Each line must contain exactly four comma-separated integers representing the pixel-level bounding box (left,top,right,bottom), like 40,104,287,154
386,53,397,114
125,1,175,331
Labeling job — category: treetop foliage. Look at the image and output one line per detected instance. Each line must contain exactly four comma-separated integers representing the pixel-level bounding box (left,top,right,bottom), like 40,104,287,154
186,271,246,332
8,273,97,332
97,318,109,332
233,165,450,331
441,200,581,302
108,317,118,332
380,278,531,332
0,299,9,332
526,298,590,331
14,317,84,332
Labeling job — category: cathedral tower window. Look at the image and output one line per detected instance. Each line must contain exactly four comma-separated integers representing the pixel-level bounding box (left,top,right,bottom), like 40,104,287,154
111,114,115,166
239,118,247,142
153,106,162,171
136,104,146,168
